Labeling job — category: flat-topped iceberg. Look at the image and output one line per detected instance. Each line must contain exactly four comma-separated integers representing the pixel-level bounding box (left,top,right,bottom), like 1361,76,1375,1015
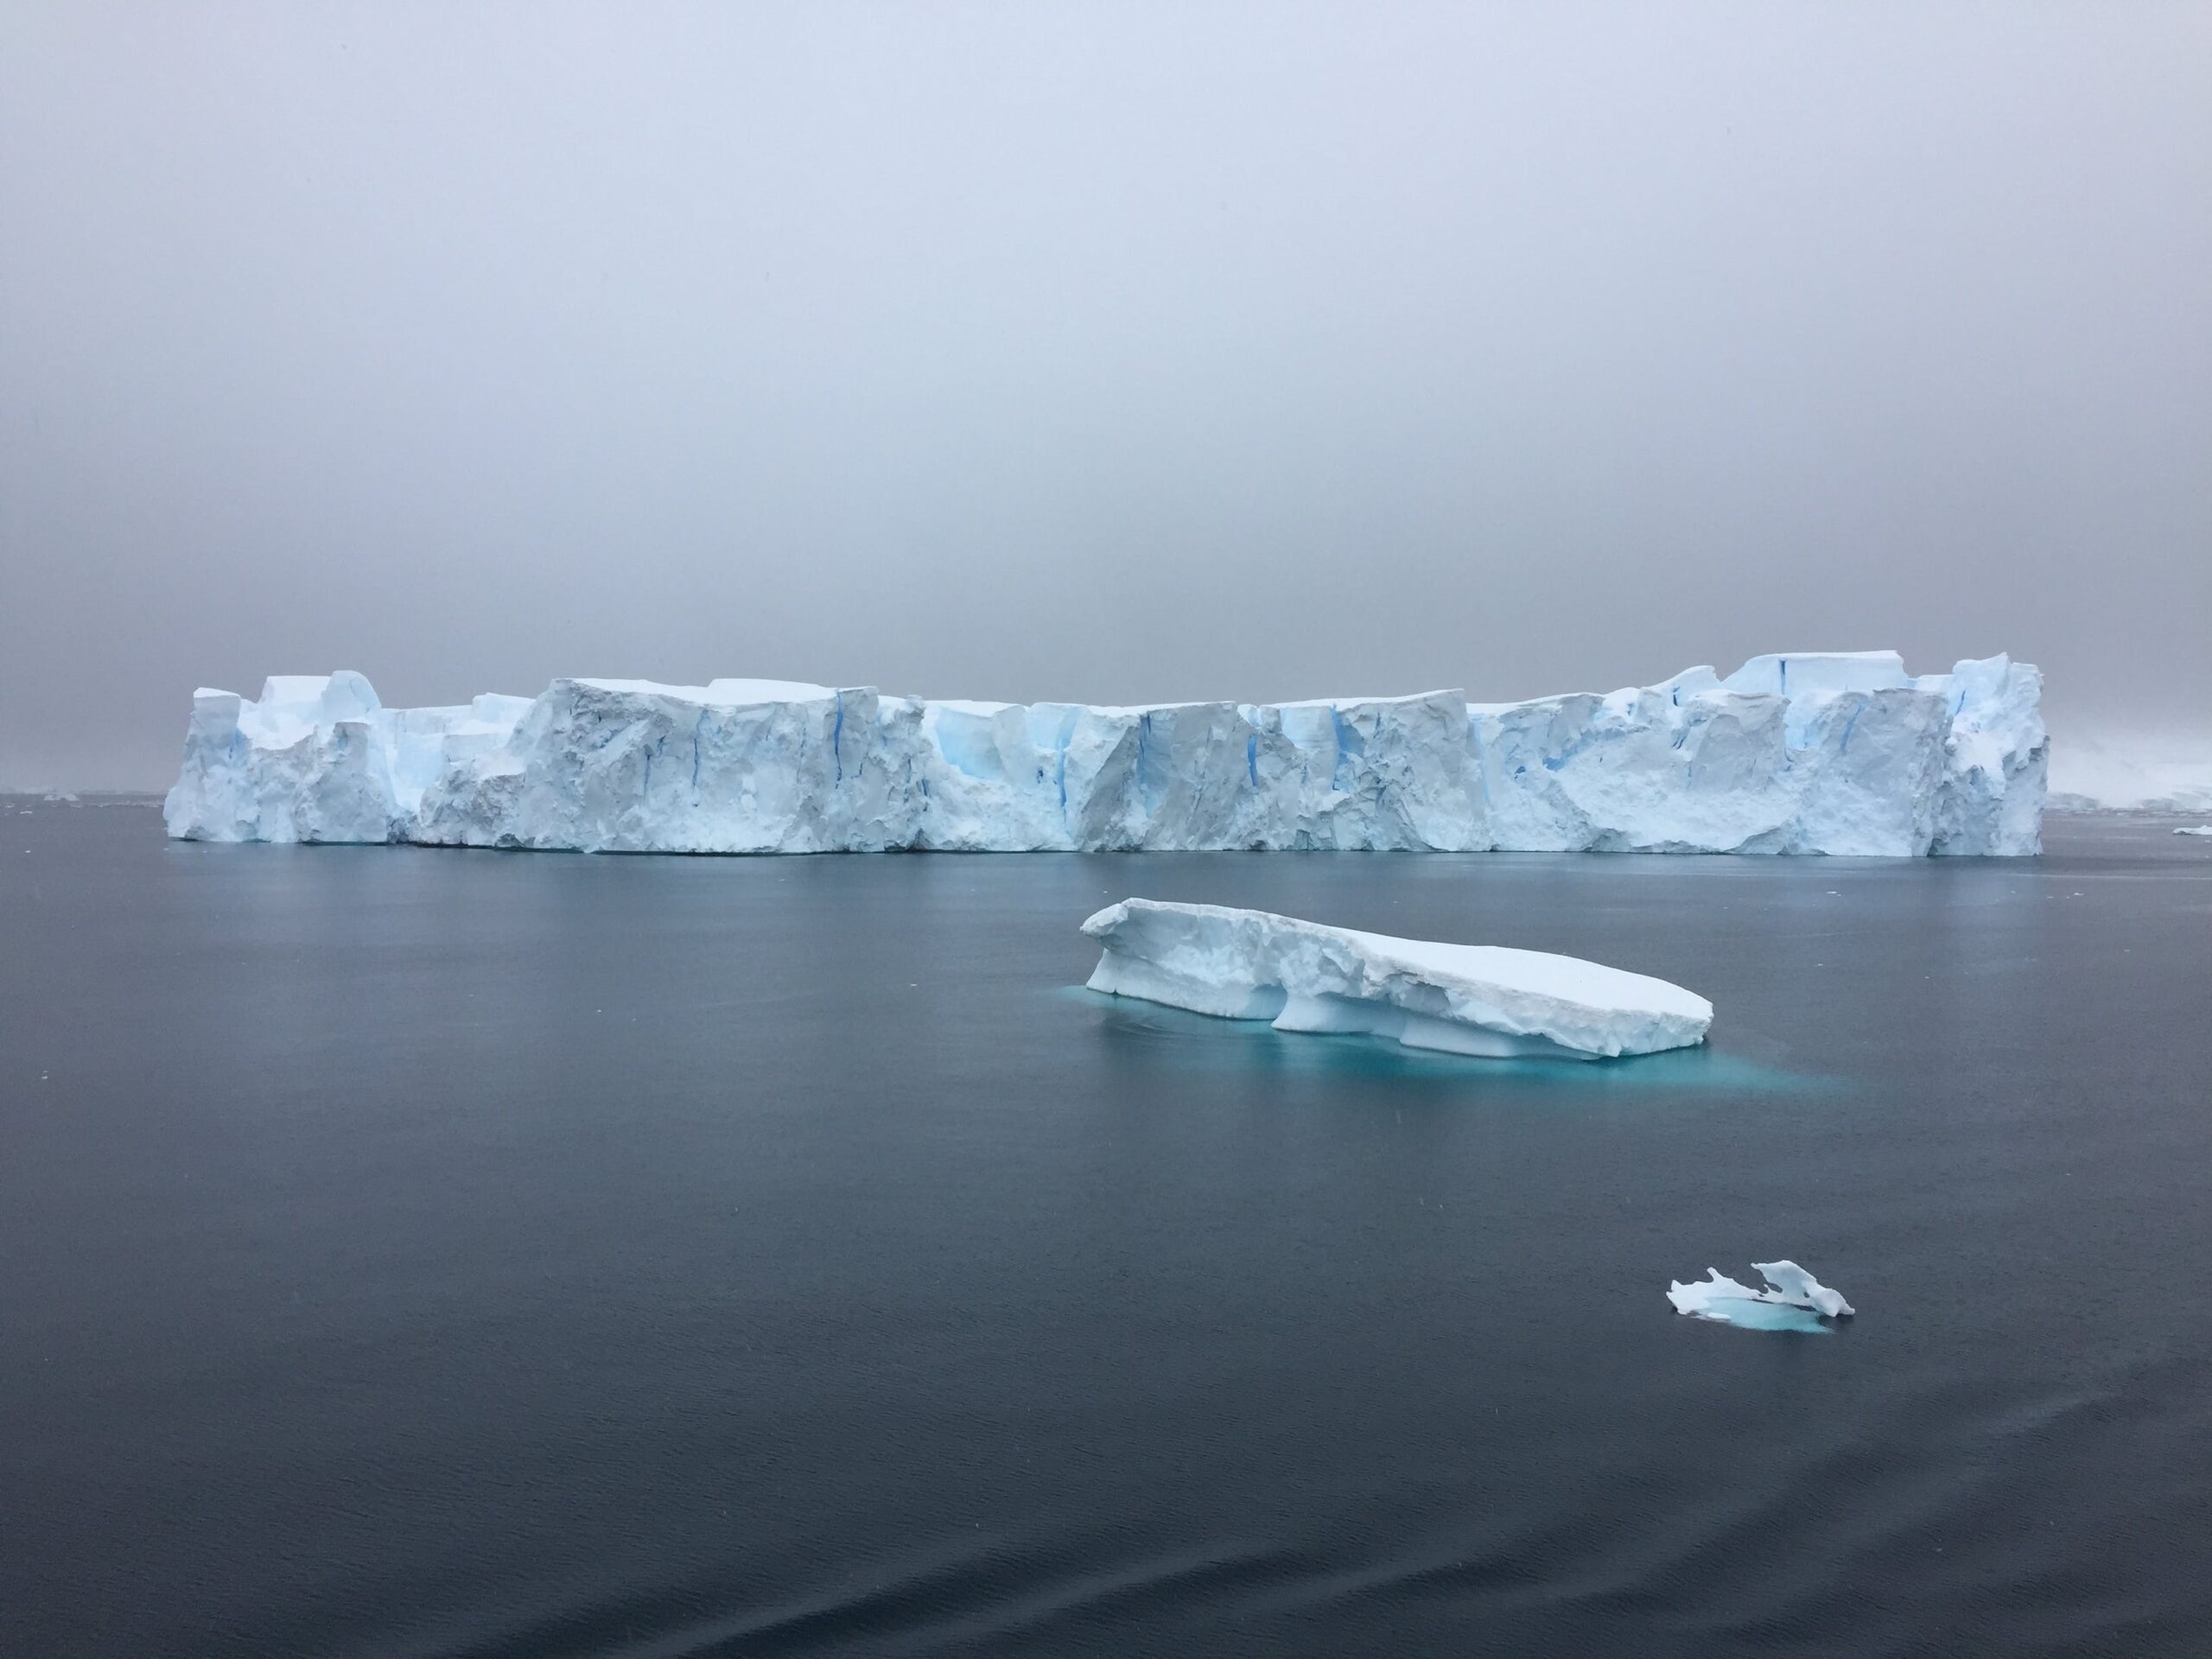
163,650,2046,855
1669,1262,1855,1332
1081,899,1713,1060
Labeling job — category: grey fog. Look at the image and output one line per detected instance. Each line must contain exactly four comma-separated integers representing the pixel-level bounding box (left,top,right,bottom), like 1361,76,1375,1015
2,2,2206,793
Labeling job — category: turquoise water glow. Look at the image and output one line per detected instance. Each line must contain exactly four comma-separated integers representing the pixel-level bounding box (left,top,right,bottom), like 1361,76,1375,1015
1052,985,1840,1097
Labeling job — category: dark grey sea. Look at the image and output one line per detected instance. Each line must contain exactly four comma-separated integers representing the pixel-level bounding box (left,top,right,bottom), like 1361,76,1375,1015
3,803,2208,1656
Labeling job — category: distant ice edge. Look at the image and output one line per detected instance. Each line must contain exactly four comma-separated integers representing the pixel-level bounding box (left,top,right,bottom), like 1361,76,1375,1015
1082,899,1714,1060
164,651,2046,856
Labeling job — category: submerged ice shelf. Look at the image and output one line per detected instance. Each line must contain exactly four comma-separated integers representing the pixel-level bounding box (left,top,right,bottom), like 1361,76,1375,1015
164,651,2046,856
1081,899,1713,1060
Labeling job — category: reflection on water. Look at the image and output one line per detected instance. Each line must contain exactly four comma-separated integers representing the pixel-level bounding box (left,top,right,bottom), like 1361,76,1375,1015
1052,985,1840,1096
1674,1297,1839,1335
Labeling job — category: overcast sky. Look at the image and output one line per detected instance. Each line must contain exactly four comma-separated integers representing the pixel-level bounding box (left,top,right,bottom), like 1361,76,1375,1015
3,2,2206,790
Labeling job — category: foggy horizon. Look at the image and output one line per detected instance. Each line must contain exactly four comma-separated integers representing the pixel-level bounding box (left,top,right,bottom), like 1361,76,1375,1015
8,15,2212,1651
5,2,2208,791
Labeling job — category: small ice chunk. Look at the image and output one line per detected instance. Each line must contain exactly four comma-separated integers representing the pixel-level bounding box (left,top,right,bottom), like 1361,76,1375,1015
1669,1261,1853,1330
1666,1268,1770,1318
2174,825,2212,837
1751,1259,1853,1317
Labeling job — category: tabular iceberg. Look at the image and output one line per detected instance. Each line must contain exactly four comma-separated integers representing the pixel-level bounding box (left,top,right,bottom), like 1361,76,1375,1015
1082,899,1713,1059
163,651,2045,855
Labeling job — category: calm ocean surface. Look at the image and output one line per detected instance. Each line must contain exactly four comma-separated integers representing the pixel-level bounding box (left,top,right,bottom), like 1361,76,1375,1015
3,804,2209,1657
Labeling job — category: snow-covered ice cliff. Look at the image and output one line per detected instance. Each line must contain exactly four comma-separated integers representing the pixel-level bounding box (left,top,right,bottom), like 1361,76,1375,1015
164,651,2046,855
2046,732,2212,815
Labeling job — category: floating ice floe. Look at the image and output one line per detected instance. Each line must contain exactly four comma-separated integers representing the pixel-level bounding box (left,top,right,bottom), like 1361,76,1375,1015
163,651,2046,855
1668,1261,1854,1332
2174,825,2212,837
1080,899,1712,1060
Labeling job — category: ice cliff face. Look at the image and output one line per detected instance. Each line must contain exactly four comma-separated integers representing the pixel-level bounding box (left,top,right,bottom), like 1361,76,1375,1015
163,652,2046,855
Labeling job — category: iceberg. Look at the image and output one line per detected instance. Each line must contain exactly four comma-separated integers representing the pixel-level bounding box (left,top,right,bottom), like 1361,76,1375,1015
2047,732,2212,815
1669,1261,1854,1331
1080,899,1713,1059
2174,826,2212,838
163,651,2046,855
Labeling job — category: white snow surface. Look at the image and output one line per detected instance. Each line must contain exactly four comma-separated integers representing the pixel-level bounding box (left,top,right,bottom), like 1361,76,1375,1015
1081,898,1712,1060
163,652,2046,855
1669,1262,1855,1326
